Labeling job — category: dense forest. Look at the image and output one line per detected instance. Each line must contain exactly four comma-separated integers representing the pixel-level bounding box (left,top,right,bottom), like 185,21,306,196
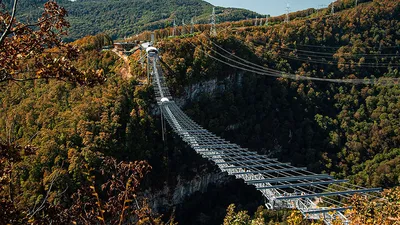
1,0,399,224
5,0,261,41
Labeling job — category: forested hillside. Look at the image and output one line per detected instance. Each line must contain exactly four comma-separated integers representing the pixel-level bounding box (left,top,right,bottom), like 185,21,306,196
1,0,399,224
157,0,400,189
8,0,261,41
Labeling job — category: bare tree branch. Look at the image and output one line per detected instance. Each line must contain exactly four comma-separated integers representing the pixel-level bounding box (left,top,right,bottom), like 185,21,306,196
28,131,39,143
0,75,69,85
28,171,59,217
11,14,59,33
0,0,18,46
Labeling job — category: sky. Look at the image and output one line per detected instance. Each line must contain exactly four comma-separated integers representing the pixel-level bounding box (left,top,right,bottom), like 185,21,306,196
204,0,335,16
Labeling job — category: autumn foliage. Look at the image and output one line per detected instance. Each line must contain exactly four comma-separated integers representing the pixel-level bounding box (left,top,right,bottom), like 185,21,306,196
0,1,171,224
223,188,400,225
347,187,400,225
0,0,105,86
1,0,400,224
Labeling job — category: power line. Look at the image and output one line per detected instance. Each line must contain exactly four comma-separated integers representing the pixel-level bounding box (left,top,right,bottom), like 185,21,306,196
188,32,399,85
275,48,400,67
174,25,399,84
202,43,396,85
279,52,400,64
278,46,400,57
279,53,400,68
280,43,400,50
211,39,399,68
198,30,399,71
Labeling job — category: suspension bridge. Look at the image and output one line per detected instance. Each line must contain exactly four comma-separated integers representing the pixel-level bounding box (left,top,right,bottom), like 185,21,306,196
145,47,382,225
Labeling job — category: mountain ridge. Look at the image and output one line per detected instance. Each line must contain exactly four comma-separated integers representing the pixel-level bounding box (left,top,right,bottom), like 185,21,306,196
13,0,262,41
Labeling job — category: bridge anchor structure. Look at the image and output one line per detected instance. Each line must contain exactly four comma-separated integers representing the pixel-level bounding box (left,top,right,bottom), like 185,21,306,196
147,51,381,225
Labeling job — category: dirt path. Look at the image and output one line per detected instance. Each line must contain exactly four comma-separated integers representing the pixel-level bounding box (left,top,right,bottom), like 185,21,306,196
112,49,132,79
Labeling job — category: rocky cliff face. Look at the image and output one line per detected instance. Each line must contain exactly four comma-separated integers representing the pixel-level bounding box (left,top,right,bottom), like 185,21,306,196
146,172,232,213
175,73,244,105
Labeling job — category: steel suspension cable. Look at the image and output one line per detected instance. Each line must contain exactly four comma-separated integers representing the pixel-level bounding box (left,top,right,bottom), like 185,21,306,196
186,39,399,85
193,27,400,75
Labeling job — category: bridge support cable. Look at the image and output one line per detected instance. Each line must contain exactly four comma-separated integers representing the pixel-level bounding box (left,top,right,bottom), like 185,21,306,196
194,25,400,72
147,53,381,225
188,34,400,86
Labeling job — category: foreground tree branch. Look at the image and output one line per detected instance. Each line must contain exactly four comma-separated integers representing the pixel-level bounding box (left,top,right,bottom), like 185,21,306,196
0,0,17,46
0,1,105,87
